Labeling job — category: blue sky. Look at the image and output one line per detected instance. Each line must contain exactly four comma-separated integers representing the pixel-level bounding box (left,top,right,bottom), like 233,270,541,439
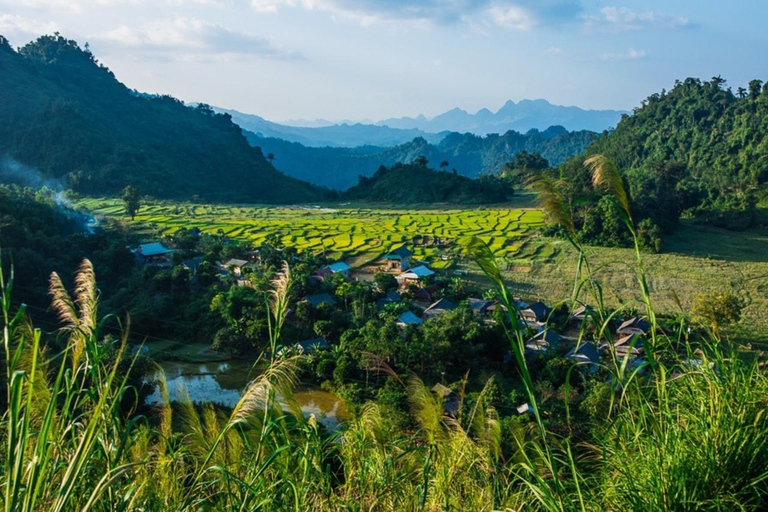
1,0,765,122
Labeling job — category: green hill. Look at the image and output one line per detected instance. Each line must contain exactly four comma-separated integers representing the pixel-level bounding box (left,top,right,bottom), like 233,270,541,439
0,35,324,203
561,77,768,231
343,160,511,203
247,126,597,190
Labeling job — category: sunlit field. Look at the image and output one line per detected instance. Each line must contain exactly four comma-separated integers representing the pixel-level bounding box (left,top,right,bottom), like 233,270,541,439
79,198,768,342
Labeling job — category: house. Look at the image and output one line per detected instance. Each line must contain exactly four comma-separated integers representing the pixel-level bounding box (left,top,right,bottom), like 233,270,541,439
516,403,534,415
614,334,645,358
304,293,337,308
525,329,561,355
295,337,331,354
432,383,460,418
382,245,414,272
134,242,175,264
316,261,351,280
570,305,594,324
397,310,423,327
520,301,552,324
566,342,600,368
182,256,204,273
468,298,492,316
423,298,456,320
396,265,435,287
221,258,250,277
377,290,402,309
278,337,330,356
617,317,652,336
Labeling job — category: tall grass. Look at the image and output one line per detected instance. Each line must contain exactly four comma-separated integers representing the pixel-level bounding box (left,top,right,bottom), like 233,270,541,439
1,156,768,510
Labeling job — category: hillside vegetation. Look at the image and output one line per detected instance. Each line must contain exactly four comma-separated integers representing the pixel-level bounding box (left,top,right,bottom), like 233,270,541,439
0,35,324,203
557,77,768,239
249,126,596,189
343,160,512,203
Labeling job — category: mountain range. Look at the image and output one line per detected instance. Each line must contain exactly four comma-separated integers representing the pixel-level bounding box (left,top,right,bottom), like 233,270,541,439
217,100,625,148
246,127,597,189
377,99,627,135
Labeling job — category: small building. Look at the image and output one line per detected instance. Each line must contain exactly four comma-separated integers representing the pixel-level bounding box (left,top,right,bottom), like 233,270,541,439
304,293,337,308
221,258,250,277
520,301,552,324
382,245,414,272
279,337,330,357
423,298,457,320
316,261,351,280
525,329,561,356
614,333,645,358
134,242,175,264
468,298,492,316
377,290,402,309
432,383,460,418
397,310,423,327
516,403,534,415
566,341,600,368
570,305,594,324
396,265,435,287
617,317,652,337
182,256,204,273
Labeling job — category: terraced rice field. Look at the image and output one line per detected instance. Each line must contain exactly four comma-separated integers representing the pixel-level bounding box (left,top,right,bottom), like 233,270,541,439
78,199,548,267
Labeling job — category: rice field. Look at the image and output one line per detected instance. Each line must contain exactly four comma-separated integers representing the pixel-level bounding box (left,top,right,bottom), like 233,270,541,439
78,198,549,267
79,198,768,341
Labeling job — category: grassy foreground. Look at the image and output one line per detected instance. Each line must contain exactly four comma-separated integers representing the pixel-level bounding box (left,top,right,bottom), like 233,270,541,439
2,248,768,510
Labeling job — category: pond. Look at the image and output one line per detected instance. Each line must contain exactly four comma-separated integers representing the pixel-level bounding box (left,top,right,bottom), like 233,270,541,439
144,358,349,431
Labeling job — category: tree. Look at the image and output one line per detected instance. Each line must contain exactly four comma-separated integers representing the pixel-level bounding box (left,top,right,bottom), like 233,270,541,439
691,291,744,338
122,185,141,220
267,153,276,163
440,160,449,171
414,155,429,167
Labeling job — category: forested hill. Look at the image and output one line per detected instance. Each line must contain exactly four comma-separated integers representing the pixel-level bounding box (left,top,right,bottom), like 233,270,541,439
247,126,597,190
0,35,325,203
569,77,768,217
343,160,511,203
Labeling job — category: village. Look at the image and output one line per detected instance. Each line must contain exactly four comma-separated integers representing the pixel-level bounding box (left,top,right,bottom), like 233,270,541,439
130,235,654,405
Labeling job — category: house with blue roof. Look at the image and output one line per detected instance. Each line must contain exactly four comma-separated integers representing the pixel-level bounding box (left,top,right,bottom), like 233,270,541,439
397,310,422,327
381,245,413,272
134,242,175,264
396,265,435,287
304,293,337,308
313,261,351,281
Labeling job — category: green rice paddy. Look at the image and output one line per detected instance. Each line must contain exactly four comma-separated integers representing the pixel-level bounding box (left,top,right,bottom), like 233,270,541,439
78,199,548,267
79,198,768,341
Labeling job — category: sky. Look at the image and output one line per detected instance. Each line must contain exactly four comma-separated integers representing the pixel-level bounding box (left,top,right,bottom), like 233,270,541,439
1,0,766,123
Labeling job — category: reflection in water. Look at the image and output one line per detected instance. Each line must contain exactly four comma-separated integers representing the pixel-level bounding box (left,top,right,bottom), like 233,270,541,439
145,359,348,431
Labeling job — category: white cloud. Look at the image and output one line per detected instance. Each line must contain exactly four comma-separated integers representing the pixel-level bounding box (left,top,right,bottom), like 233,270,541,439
585,6,690,33
0,14,59,43
600,47,646,61
0,0,223,11
250,0,581,30
94,18,302,60
489,5,535,30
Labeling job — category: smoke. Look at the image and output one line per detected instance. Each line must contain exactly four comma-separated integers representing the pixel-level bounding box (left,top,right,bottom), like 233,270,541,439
0,155,93,232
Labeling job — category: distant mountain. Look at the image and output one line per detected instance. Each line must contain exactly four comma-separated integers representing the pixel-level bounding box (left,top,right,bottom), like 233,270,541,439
215,107,446,148
377,99,627,134
245,126,597,190
0,34,324,203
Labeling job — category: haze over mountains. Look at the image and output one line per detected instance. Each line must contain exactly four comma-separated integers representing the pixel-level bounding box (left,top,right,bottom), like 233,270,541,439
217,100,625,148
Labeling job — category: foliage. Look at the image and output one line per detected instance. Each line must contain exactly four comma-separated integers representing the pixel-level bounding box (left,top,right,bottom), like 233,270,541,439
691,291,745,338
122,185,140,220
248,126,598,189
345,162,512,203
0,35,325,203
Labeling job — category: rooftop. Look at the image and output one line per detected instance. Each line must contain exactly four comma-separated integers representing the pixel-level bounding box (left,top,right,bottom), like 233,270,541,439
138,242,174,257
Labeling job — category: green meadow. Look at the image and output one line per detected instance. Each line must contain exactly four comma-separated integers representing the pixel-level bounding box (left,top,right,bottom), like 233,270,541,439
79,198,768,341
